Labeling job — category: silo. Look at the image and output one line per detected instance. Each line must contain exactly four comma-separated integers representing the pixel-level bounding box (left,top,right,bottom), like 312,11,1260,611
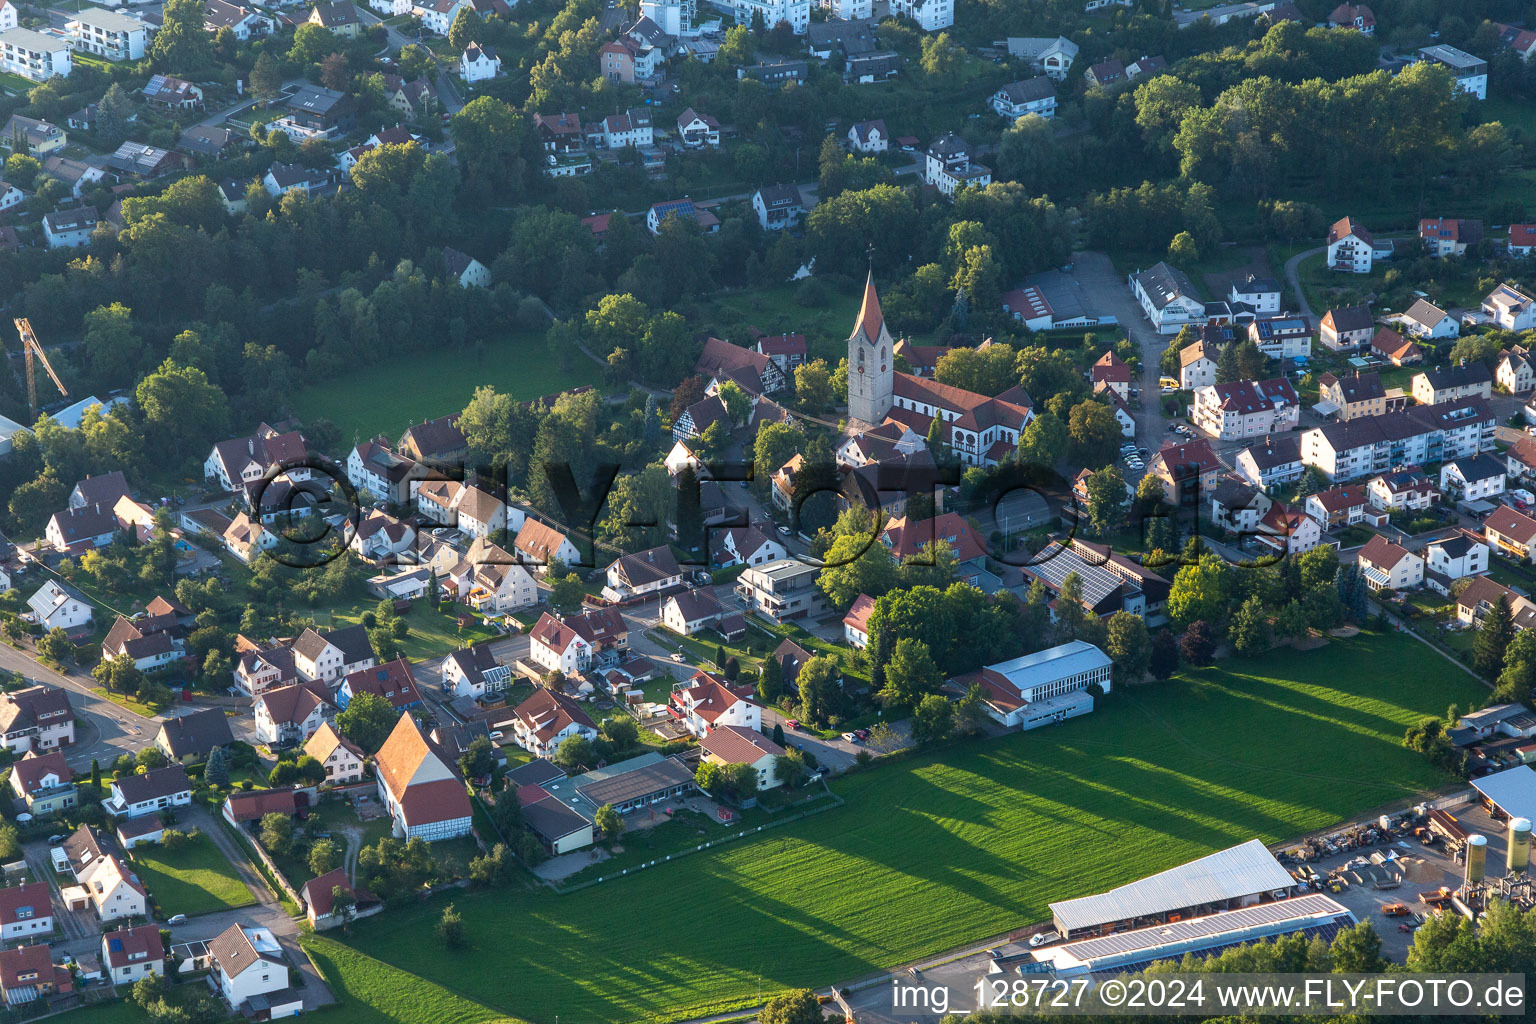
1508,818,1532,873
1466,834,1488,884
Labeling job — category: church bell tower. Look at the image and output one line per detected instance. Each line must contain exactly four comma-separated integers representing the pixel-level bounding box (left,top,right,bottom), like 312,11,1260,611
847,271,894,427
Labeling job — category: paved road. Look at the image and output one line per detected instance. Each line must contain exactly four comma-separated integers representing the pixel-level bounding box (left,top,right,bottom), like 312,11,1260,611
355,8,466,114
0,641,156,769
1070,250,1170,465
1283,245,1325,318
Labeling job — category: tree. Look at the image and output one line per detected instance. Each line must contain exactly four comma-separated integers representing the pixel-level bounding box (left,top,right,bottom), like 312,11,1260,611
760,989,822,1024
329,886,357,930
448,5,484,50
131,974,164,1008
1230,595,1272,657
1068,400,1121,468
911,693,954,746
151,0,213,70
95,84,133,147
309,839,340,876
458,736,495,781
879,638,941,708
1016,412,1067,470
203,746,230,787
137,746,169,770
320,52,352,92
594,803,625,842
1105,612,1150,685
774,748,807,788
1168,556,1230,630
1083,465,1127,536
793,359,834,413
1332,922,1386,973
260,812,294,855
553,733,594,772
250,52,283,104
1149,629,1179,680
289,23,336,65
716,380,751,426
436,904,466,949
1167,230,1199,264
135,360,229,463
919,32,962,83
1475,594,1516,677
1180,620,1215,666
602,715,639,750
954,682,989,737
796,657,841,728
335,692,397,753
817,531,897,610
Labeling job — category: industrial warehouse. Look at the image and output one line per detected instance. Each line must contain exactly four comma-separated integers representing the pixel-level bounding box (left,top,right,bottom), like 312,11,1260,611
1030,894,1357,976
1047,839,1298,940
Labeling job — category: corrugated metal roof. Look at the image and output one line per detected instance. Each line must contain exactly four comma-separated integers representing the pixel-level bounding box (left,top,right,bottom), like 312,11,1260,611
1047,894,1353,969
1049,839,1293,933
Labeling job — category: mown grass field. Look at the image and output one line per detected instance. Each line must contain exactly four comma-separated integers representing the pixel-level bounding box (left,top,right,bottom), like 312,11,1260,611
131,835,256,917
317,630,1483,1024
290,329,601,443
305,937,529,1024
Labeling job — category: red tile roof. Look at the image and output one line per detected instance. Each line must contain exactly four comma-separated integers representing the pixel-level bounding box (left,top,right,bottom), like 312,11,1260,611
699,724,783,765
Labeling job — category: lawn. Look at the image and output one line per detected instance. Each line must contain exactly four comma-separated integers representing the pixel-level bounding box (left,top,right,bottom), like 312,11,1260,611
691,281,864,365
289,329,602,443
322,629,1483,1024
304,936,528,1024
328,602,500,661
131,834,255,918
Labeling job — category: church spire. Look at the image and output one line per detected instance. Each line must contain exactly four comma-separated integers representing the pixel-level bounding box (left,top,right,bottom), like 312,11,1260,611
852,269,885,344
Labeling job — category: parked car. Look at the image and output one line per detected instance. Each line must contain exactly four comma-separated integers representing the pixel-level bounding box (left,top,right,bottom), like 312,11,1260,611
167,914,187,925
853,729,869,740
1380,903,1410,916
786,719,800,729
46,834,64,845
841,732,858,743
777,525,792,536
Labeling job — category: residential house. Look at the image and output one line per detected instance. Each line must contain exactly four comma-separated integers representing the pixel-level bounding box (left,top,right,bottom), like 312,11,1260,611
1090,351,1132,400
1357,534,1423,592
1227,273,1280,314
1254,502,1322,556
2,115,64,155
1495,23,1536,60
349,509,416,563
1499,346,1536,395
446,537,539,615
737,59,809,85
660,589,723,635
272,84,355,139
1457,576,1536,629
1413,364,1492,405
1326,216,1376,273
1441,454,1506,502
1304,484,1371,530
991,76,1056,119
337,659,422,713
1319,305,1374,351
0,945,71,1004
303,723,364,786
1486,284,1536,333
712,525,785,568
671,671,761,737
0,27,72,81
1005,36,1077,78
101,765,191,818
308,0,361,35
757,333,808,372
1509,223,1536,257
1426,532,1489,589
64,828,146,921
646,197,719,235
263,162,332,197
398,414,467,465
723,0,810,33
1146,438,1224,505
0,883,53,944
599,35,660,83
107,141,185,180
734,558,822,623
1125,55,1167,77
1399,299,1459,339
848,119,888,153
222,787,298,828
101,614,181,673
1316,371,1388,422
1235,434,1304,490
460,41,500,81
1366,468,1441,512
441,645,510,700
514,519,581,571
452,485,505,539
1420,216,1484,256
1178,337,1217,389
598,108,652,148
1132,262,1205,334
1085,58,1125,88
253,682,334,746
699,725,785,791
142,74,203,110
752,184,803,231
292,625,375,684
696,335,788,396
374,713,473,841
233,645,296,697
1508,435,1536,483
203,426,308,492
154,709,234,763
65,7,147,60
26,581,92,633
1247,315,1313,359
1417,46,1487,100
45,503,120,554
9,751,74,817
924,133,991,198
511,685,597,758
345,439,422,505
529,608,627,675
1486,505,1536,562
602,547,682,602
1327,3,1374,31
42,207,96,248
101,925,164,986
301,868,380,931
411,0,470,34
0,3,14,32
208,925,293,1014
842,592,875,648
1192,378,1300,440
676,108,720,148
203,0,274,39
1372,326,1424,366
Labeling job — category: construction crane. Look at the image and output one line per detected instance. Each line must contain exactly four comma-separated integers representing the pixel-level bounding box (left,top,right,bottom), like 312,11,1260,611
13,318,67,423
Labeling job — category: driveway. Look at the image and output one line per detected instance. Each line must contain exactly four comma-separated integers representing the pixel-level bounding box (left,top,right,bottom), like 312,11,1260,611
1284,245,1325,317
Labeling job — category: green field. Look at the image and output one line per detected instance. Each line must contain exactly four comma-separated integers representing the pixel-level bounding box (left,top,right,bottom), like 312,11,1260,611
328,601,501,661
317,630,1483,1024
290,329,602,443
305,937,528,1024
693,281,864,364
131,835,256,917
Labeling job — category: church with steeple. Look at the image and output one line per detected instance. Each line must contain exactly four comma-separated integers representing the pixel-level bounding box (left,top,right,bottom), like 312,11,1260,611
843,274,1036,467
847,271,895,428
